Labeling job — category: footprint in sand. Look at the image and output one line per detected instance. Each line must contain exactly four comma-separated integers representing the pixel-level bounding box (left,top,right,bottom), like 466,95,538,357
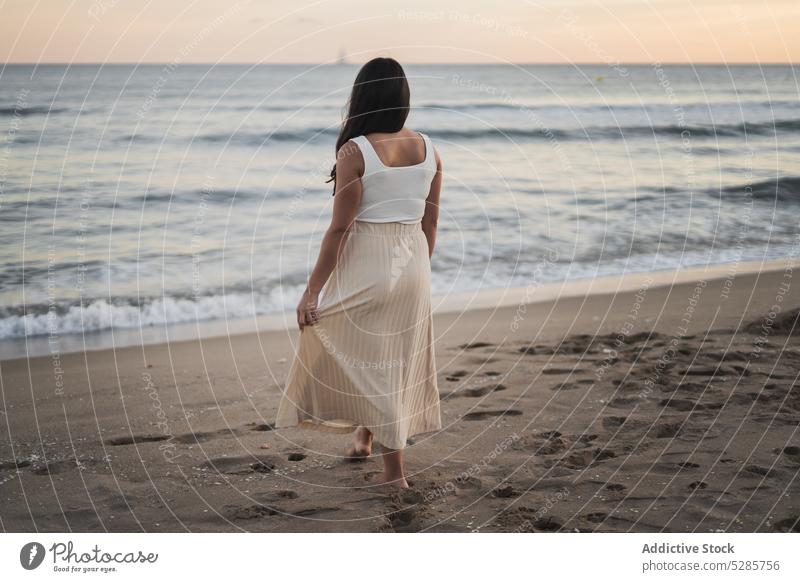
524,431,599,457
659,398,698,411
533,516,563,532
249,422,275,432
728,393,757,406
497,508,564,532
274,490,300,499
225,504,277,520
460,384,507,398
30,458,91,476
440,383,507,399
107,427,250,446
60,509,104,530
659,398,723,412
444,370,469,381
532,438,567,456
773,516,800,533
201,456,275,475
774,446,800,464
750,413,800,427
458,342,494,350
752,391,786,404
600,416,648,434
518,345,539,355
462,409,523,421
602,416,629,429
293,507,341,517
492,485,516,498
106,434,170,446
30,462,61,476
585,512,608,524
389,489,424,505
743,464,779,478
454,475,482,490
654,421,684,438
542,367,586,375
252,490,299,504
551,381,591,391
731,365,751,376
652,460,700,475
0,459,32,471
702,350,750,363
386,508,419,532
171,427,245,444
608,396,640,408
548,448,616,470
768,372,797,381
467,356,499,365
680,366,732,378
675,382,707,394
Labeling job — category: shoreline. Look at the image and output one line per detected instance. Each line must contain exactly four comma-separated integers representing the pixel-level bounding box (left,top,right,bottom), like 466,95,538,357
1,253,798,532
2,257,797,363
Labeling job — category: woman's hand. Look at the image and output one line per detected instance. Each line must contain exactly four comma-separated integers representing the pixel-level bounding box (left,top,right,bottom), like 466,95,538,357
296,288,320,331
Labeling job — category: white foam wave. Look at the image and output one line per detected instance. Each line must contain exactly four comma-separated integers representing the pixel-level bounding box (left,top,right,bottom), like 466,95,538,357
0,286,306,340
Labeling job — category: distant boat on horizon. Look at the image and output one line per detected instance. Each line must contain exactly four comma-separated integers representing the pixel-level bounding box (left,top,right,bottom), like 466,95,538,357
337,48,347,65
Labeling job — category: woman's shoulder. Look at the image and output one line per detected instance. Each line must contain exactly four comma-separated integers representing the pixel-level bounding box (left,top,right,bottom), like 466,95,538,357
410,129,435,150
338,136,366,155
335,139,366,174
411,130,440,166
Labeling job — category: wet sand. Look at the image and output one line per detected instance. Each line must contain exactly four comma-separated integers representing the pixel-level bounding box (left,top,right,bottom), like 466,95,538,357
1,260,799,532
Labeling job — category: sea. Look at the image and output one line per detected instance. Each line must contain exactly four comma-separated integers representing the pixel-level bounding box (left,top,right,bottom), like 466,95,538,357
1,63,798,357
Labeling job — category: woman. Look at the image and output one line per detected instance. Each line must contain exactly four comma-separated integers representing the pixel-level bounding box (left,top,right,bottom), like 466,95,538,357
276,58,442,489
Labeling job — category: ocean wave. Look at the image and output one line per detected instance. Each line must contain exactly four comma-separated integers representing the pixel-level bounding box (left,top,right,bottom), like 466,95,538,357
721,176,800,201
0,105,71,117
429,119,800,140
229,103,339,112
116,187,298,208
176,119,800,147
642,175,800,202
198,127,338,145
218,98,800,115
415,98,800,113
0,288,305,340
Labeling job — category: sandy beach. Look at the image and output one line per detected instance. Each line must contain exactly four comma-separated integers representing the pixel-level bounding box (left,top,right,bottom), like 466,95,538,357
1,260,798,533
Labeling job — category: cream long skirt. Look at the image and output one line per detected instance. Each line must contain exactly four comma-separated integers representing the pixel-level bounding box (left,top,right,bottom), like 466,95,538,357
275,220,441,450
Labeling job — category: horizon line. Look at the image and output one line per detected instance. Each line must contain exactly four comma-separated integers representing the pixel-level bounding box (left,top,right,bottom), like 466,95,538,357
2,61,797,67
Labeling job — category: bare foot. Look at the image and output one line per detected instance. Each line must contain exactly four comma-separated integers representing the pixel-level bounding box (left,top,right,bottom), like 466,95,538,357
345,427,373,462
366,472,410,489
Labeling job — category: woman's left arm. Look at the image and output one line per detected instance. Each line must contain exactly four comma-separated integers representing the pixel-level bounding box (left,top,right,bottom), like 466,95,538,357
421,150,442,258
296,142,363,330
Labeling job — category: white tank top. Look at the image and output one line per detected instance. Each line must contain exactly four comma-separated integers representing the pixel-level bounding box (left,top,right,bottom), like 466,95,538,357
350,133,437,224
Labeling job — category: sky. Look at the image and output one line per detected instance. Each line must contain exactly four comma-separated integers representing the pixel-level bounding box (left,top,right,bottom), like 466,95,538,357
1,0,798,64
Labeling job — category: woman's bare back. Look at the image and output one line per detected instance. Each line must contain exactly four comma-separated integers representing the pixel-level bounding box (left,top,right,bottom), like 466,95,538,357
363,128,427,168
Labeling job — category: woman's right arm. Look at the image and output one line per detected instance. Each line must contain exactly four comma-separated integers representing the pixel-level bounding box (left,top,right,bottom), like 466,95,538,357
296,142,363,330
421,150,442,258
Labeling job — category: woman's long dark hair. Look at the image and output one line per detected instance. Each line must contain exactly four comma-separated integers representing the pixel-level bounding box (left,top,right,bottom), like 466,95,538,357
328,57,410,194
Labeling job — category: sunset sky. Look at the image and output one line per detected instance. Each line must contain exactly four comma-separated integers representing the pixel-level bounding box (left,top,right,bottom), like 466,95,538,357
1,0,797,64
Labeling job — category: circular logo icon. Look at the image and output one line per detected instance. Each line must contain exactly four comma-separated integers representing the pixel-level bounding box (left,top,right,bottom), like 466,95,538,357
20,542,46,570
